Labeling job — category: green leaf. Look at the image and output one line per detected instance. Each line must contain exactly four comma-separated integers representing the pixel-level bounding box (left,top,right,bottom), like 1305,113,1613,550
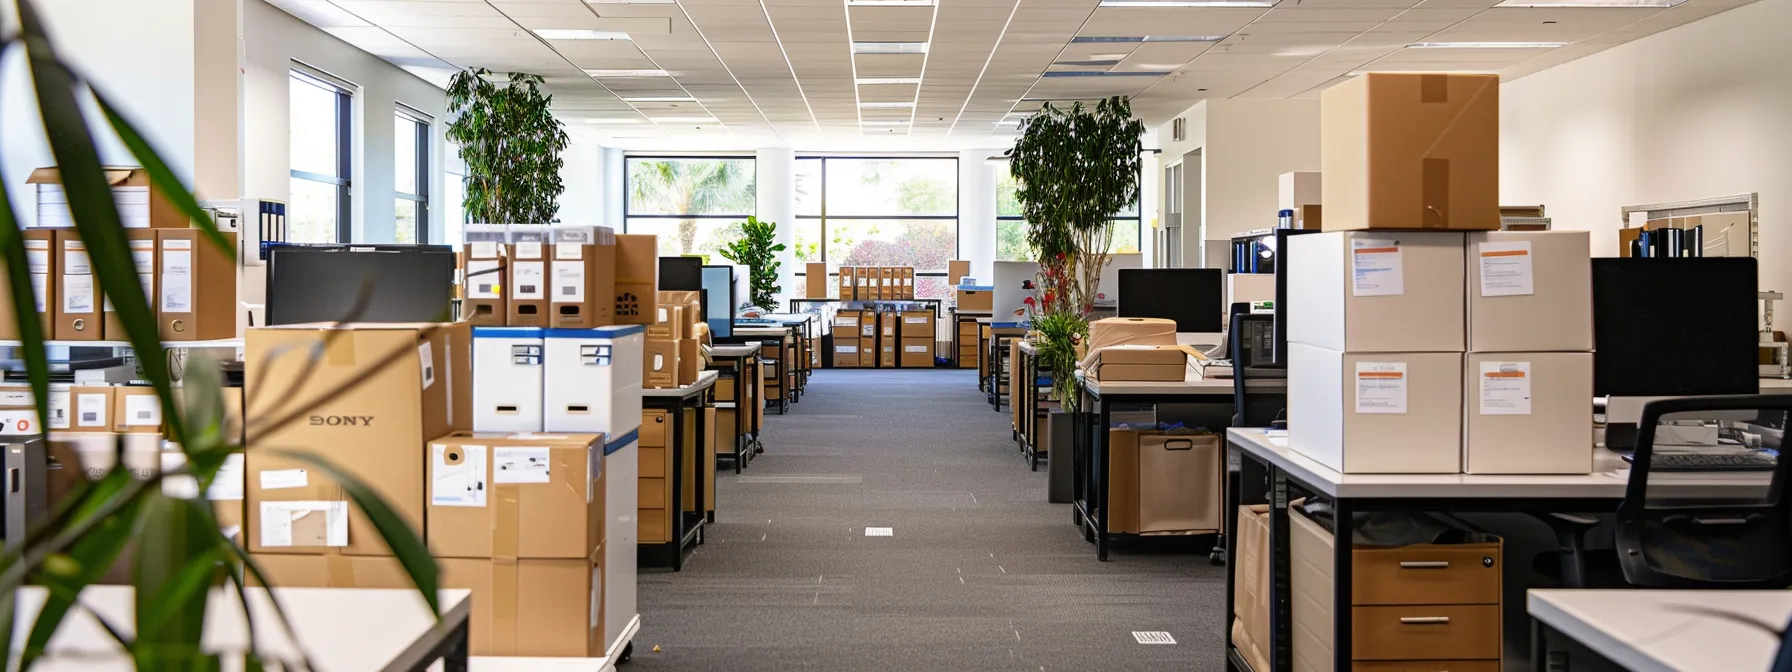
272,450,440,614
134,495,223,667
0,172,50,443
21,465,141,668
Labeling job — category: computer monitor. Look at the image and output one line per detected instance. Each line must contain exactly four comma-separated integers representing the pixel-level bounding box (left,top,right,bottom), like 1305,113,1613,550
659,256,703,292
266,244,455,325
701,265,735,339
1117,268,1223,333
1272,228,1320,366
1592,257,1758,398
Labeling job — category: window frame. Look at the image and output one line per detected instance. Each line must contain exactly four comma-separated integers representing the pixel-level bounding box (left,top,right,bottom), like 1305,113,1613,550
622,154,760,223
288,66,353,243
395,107,431,244
995,163,1143,261
794,155,961,295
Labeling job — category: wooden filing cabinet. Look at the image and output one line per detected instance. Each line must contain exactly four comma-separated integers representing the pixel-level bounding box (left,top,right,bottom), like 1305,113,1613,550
638,409,671,544
957,320,980,369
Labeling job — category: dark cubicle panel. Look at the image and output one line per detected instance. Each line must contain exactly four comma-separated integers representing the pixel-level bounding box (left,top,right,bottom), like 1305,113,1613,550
1117,268,1223,333
1591,256,1758,397
1272,229,1320,367
659,256,704,292
267,244,455,324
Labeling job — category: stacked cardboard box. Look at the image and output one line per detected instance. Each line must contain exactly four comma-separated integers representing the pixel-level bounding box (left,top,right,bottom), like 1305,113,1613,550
899,310,934,368
460,226,643,328
645,291,702,388
0,225,235,343
833,266,916,301
832,310,868,368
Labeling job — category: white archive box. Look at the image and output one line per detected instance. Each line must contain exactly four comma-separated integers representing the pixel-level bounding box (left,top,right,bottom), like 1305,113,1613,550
1463,352,1594,474
1288,231,1466,353
543,325,644,437
472,327,544,433
1287,343,1463,474
1465,231,1593,353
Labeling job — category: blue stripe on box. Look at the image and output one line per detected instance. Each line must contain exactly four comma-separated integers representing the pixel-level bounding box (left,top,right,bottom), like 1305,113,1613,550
543,325,645,339
604,429,639,455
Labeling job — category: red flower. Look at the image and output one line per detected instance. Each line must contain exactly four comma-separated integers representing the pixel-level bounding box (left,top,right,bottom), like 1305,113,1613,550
1043,290,1056,305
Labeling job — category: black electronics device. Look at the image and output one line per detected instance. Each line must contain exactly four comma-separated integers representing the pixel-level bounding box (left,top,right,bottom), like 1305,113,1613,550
1117,268,1223,333
702,265,734,339
659,256,704,292
266,244,455,325
1592,257,1758,398
1272,228,1321,367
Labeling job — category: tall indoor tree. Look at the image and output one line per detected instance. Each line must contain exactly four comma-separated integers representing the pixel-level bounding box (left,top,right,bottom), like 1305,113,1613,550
447,68,571,224
629,159,756,255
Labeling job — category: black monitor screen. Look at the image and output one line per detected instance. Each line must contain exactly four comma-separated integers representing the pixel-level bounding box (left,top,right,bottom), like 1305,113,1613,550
660,256,703,291
1117,268,1223,333
701,266,734,339
267,245,455,325
1592,257,1758,397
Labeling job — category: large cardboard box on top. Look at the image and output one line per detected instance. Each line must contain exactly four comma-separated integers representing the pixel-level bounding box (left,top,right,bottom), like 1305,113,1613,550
1465,231,1593,352
441,549,604,657
1287,344,1463,474
614,234,659,325
1321,73,1500,232
26,167,188,229
806,262,828,298
427,432,604,559
1288,231,1466,353
245,322,471,556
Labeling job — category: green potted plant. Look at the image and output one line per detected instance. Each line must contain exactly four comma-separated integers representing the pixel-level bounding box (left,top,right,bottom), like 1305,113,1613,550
446,69,571,224
719,216,786,309
0,1,439,665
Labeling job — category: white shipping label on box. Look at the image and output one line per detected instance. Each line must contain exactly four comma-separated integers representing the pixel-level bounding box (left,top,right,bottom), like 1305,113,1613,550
208,454,245,501
905,345,928,353
553,262,586,302
431,444,487,507
29,275,47,312
259,501,349,548
259,468,308,490
75,393,107,427
45,388,68,429
0,389,32,407
1350,239,1404,297
555,244,583,261
63,275,94,313
904,317,928,324
836,345,859,354
160,250,192,313
129,243,155,273
24,245,50,274
494,446,552,484
514,241,544,260
1354,362,1408,414
470,241,499,259
1479,361,1533,415
1477,241,1535,297
466,259,502,299
123,394,160,426
512,262,545,300
417,341,435,390
63,245,91,275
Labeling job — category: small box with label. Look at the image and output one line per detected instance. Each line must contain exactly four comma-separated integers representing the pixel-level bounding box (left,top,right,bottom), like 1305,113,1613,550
1286,343,1463,474
473,327,545,433
548,225,617,329
111,386,163,433
1465,231,1592,353
462,224,508,326
426,431,605,559
1287,231,1466,353
1463,352,1593,474
506,227,552,327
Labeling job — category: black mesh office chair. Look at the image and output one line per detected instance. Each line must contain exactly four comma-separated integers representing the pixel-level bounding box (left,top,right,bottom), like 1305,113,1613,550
1616,394,1792,589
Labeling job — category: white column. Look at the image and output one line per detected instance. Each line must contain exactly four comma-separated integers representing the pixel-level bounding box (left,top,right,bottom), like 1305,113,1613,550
755,147,796,306
601,147,625,232
1139,146,1160,268
555,142,601,225
958,149,998,281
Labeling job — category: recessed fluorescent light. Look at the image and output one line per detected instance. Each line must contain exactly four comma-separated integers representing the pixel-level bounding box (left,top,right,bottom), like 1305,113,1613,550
852,41,929,54
534,29,631,40
1407,41,1567,48
861,120,911,126
1496,0,1681,6
848,0,935,5
859,101,917,108
650,116,718,123
622,96,697,102
1070,35,1225,43
856,77,923,85
1099,0,1274,6
1041,70,1172,77
1348,69,1499,76
584,69,670,77
1054,59,1123,67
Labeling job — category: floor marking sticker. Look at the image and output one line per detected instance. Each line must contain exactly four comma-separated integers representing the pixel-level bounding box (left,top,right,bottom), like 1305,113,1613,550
865,527,893,536
1133,632,1176,645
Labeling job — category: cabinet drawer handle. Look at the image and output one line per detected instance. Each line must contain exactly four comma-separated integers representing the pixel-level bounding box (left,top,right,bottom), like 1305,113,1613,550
1399,617,1451,625
1399,561,1450,569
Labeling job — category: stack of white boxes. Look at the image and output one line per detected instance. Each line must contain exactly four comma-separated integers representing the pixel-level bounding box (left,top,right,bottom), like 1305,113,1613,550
1462,231,1594,474
1286,231,1596,475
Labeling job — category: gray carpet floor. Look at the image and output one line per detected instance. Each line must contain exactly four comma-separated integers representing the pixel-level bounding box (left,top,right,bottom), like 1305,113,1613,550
631,368,1228,672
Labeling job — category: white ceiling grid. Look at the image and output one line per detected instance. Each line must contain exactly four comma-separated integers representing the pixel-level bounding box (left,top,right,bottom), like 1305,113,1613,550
267,0,1761,149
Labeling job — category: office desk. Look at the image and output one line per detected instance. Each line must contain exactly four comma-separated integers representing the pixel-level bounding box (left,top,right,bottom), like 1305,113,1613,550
1528,589,1792,672
729,326,793,414
708,343,763,471
640,369,716,571
953,309,991,371
1016,340,1050,470
1071,374,1287,561
14,586,471,671
983,320,1027,409
1222,428,1770,672
759,314,815,398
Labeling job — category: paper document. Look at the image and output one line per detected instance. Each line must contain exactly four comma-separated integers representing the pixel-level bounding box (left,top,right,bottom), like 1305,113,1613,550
1350,239,1403,297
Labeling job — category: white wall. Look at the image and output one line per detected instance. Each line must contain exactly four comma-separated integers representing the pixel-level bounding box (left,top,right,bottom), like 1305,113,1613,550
243,0,445,243
756,147,796,304
1153,99,1320,267
1500,0,1787,328
557,142,603,226
959,149,1001,282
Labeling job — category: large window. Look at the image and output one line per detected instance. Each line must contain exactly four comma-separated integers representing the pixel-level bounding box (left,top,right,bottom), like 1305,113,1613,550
794,156,958,299
395,110,430,244
289,68,352,243
623,156,757,261
995,165,1141,261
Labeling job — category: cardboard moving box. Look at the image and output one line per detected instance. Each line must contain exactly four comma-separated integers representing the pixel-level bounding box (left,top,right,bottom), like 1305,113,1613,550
1288,231,1466,353
614,234,659,325
548,226,617,329
1463,352,1593,475
110,386,162,433
1287,344,1463,474
644,338,679,389
647,305,687,341
1321,73,1500,232
246,322,471,556
441,551,604,657
462,225,507,326
834,343,861,368
54,230,99,341
157,228,238,341
427,432,604,559
27,167,185,229
676,338,700,386
506,229,551,327
806,262,828,298
1465,231,1592,352
900,340,932,368
249,553,415,589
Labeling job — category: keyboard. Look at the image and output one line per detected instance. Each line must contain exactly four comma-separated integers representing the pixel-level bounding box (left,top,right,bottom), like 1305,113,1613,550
1627,451,1779,472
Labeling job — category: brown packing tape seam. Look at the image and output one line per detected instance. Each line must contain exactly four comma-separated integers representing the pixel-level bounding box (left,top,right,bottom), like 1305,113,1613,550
495,485,521,559
325,333,357,366
1423,158,1450,228
326,551,356,587
1420,73,1449,103
492,558,520,655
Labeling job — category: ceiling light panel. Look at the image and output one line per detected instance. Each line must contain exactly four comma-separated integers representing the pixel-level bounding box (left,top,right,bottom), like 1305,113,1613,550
584,68,671,77
856,77,924,85
651,116,720,123
1494,0,1682,5
852,42,930,54
622,96,697,102
848,0,935,5
1098,0,1275,6
533,29,631,40
860,101,918,108
1407,41,1568,48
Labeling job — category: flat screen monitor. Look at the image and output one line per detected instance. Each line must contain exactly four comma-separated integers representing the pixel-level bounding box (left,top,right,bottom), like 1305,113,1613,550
1592,257,1758,397
1117,268,1223,333
266,244,455,325
660,256,703,292
701,265,734,339
1272,229,1321,366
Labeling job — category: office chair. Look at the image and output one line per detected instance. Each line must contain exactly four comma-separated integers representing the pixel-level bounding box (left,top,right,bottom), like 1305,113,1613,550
1216,307,1282,566
1616,394,1792,588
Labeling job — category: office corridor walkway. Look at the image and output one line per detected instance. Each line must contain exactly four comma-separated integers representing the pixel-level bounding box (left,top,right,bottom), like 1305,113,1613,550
631,368,1228,672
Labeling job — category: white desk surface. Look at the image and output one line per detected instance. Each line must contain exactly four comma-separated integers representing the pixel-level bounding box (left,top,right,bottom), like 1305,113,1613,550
709,343,762,357
467,657,610,671
643,369,719,397
1764,377,1792,389
731,326,789,337
16,586,471,672
1077,372,1286,396
1529,589,1792,672
1226,428,1768,500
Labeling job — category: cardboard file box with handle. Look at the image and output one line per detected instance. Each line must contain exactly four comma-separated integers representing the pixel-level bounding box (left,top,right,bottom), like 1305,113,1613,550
462,224,507,326
506,227,551,327
157,228,237,341
0,229,57,342
549,225,617,329
473,327,544,433
614,234,658,326
53,230,99,341
102,230,157,340
543,325,644,436
426,432,604,560
1137,432,1222,534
